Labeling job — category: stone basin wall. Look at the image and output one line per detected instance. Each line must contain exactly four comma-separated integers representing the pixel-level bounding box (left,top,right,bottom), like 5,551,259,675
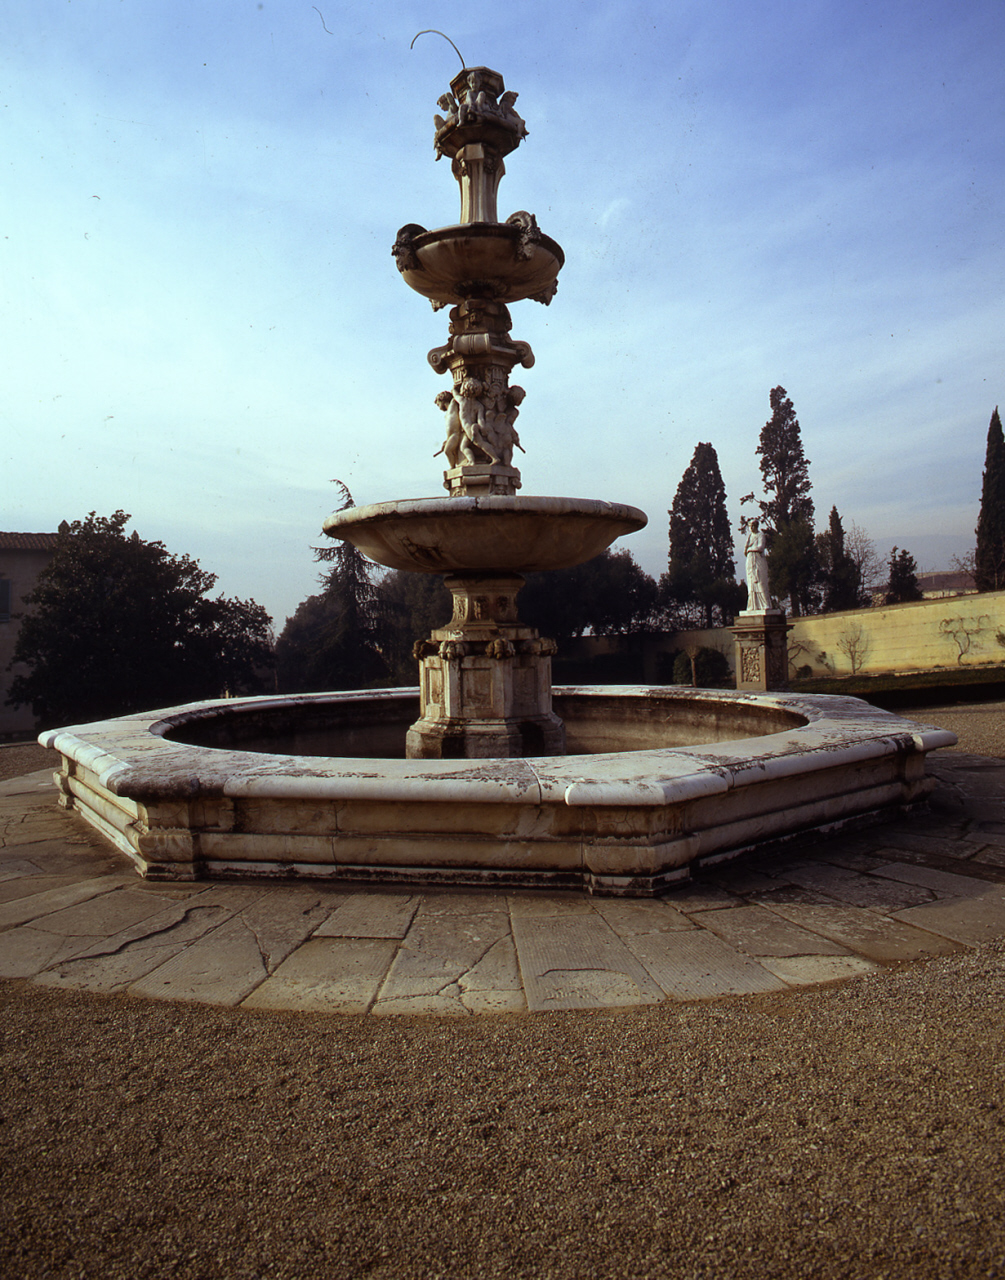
40,687,955,895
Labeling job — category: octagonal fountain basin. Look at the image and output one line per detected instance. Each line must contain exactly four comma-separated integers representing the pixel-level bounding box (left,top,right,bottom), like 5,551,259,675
41,686,955,896
322,496,648,574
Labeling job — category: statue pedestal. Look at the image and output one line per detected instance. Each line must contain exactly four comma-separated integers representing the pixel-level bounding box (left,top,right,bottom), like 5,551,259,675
406,573,566,759
731,609,791,692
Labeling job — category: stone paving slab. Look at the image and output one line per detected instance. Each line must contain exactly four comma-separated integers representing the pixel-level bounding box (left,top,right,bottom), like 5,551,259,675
242,938,398,1014
695,904,852,958
0,873,107,904
869,861,998,899
0,879,133,931
4,755,1005,1015
34,896,244,992
128,915,270,1006
758,955,880,986
511,912,664,1011
768,862,935,911
312,891,415,938
761,902,965,962
623,929,787,999
591,898,695,935
893,889,1005,947
374,911,513,1015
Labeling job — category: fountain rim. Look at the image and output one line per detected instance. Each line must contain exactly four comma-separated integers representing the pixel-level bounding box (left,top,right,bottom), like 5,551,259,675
40,685,956,808
323,494,648,531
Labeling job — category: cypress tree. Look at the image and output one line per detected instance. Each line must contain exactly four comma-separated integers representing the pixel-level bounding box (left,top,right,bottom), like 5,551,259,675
816,506,864,611
757,387,814,530
754,386,817,615
666,442,740,627
975,406,1005,593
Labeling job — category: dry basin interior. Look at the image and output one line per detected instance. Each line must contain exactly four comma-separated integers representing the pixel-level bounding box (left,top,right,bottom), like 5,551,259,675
43,686,955,896
163,689,808,759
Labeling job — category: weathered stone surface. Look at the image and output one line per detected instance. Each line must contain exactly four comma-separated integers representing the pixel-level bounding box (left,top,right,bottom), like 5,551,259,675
238,888,342,970
869,861,996,899
29,887,177,938
623,930,786,999
507,892,594,917
128,915,269,1006
0,879,132,930
511,913,663,1011
758,955,878,986
375,912,511,1007
697,904,851,957
0,873,103,904
761,903,964,962
414,892,509,917
893,890,1005,946
34,896,244,992
457,935,526,1014
243,938,397,1014
973,845,1005,867
592,898,694,935
0,925,90,978
663,884,744,914
314,892,418,939
777,862,934,911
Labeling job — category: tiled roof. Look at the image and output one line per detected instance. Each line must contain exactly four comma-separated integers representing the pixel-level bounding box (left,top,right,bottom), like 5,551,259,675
0,532,61,551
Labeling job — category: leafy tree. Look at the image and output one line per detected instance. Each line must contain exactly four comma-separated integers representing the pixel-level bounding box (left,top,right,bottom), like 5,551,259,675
816,506,865,611
665,442,742,627
379,570,452,683
767,516,820,616
519,550,659,642
278,483,391,693
8,511,274,728
885,547,923,605
975,406,1005,592
748,386,817,615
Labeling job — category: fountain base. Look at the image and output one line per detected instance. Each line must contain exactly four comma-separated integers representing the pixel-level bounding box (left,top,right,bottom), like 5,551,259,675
406,573,565,758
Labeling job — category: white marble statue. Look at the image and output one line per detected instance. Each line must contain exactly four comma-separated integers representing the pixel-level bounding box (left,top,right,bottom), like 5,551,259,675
457,377,500,465
433,389,463,467
744,519,772,611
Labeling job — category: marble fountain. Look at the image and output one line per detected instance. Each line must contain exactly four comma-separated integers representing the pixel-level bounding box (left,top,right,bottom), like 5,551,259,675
41,64,955,895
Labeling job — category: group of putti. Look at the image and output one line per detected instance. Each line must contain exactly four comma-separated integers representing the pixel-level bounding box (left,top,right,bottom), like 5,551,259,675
433,70,528,158
434,379,526,469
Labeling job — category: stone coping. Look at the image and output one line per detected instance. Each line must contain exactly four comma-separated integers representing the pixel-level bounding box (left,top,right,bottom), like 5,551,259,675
39,686,955,808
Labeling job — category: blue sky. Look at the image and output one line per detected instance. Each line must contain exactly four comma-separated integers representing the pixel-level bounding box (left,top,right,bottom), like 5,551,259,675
4,0,1003,628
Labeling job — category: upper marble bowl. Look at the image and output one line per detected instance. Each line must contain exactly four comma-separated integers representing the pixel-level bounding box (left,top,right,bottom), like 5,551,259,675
323,496,648,575
397,224,564,307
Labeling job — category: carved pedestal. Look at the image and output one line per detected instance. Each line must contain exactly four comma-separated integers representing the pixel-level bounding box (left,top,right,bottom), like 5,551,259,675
731,609,791,692
406,573,565,759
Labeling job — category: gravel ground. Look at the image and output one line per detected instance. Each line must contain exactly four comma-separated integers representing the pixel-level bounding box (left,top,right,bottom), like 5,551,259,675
2,703,1003,1278
3,945,1005,1280
0,741,51,782
900,700,1005,759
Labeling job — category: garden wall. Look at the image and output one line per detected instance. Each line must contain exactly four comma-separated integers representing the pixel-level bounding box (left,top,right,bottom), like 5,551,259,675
562,590,1005,682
